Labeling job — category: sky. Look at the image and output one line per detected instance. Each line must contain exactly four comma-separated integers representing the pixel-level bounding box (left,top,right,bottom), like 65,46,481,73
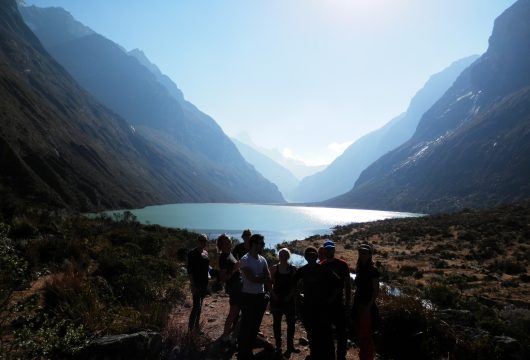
27,0,518,166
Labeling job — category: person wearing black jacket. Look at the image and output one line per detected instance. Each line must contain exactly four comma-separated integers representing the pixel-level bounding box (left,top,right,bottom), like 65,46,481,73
352,243,380,360
294,246,335,360
187,234,210,332
321,239,351,360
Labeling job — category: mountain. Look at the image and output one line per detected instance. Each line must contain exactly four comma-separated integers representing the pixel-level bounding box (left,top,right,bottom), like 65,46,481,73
325,0,530,213
231,138,299,197
233,132,326,181
0,0,245,211
19,5,284,205
288,56,478,203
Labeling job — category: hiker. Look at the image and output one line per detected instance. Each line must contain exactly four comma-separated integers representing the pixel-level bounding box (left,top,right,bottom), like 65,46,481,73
217,234,241,344
237,234,272,360
233,229,252,260
294,246,335,359
321,239,351,360
352,244,380,360
270,248,299,356
318,245,326,263
187,234,210,332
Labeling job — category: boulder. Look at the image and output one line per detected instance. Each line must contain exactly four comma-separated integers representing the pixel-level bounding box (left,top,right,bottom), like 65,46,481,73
77,331,163,360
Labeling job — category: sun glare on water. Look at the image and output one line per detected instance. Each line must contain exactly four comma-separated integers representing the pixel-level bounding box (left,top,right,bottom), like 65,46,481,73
297,206,413,226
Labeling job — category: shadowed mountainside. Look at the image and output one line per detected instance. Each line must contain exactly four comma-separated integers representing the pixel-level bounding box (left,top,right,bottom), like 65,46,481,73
0,1,282,212
231,138,299,197
326,0,530,213
19,5,284,206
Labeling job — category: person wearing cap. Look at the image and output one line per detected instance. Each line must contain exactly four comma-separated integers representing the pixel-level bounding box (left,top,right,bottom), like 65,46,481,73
233,229,252,260
293,246,335,359
217,234,241,344
321,239,352,360
237,234,272,360
187,234,210,332
352,243,379,360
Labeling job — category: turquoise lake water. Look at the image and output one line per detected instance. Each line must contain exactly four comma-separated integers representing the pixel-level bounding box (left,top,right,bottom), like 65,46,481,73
106,203,418,248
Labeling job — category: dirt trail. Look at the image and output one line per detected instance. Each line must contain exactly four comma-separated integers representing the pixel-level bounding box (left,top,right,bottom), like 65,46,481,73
169,290,361,359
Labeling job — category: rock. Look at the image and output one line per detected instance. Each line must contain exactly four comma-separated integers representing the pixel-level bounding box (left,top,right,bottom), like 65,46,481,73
299,337,309,346
492,336,525,360
77,331,163,360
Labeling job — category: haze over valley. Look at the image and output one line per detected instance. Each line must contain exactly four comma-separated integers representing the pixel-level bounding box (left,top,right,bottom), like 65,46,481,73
2,1,530,359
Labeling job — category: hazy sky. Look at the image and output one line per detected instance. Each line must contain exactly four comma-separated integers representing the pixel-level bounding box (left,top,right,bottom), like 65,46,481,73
27,0,517,166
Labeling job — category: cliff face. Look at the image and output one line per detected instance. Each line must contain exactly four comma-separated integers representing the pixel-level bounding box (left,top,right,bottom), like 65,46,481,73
326,0,530,213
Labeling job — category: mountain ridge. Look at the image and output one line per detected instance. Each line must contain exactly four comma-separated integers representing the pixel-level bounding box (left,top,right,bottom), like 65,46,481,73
288,55,478,202
18,4,284,205
325,0,530,213
231,138,299,197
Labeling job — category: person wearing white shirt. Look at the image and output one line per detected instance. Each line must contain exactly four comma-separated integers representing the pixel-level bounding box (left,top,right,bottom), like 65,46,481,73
237,234,271,359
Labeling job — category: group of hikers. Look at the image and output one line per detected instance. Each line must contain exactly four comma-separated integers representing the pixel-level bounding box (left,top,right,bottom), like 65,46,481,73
187,229,380,360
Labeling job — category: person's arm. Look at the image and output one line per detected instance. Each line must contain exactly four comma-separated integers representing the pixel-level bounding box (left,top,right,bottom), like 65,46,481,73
218,257,229,283
270,264,279,298
367,278,380,308
263,260,272,291
187,251,196,293
344,265,352,307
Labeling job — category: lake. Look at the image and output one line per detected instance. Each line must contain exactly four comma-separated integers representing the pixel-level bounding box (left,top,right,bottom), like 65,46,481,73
106,203,418,248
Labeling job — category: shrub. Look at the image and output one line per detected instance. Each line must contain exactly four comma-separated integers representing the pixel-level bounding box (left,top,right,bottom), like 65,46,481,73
424,284,459,309
377,294,455,360
24,236,88,270
489,260,526,275
14,313,89,358
398,265,419,277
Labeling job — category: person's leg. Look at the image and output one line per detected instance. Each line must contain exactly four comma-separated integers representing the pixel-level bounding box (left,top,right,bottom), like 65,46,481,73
318,310,335,360
249,294,267,343
238,293,253,359
223,305,240,337
272,311,283,350
303,305,328,358
334,305,348,360
188,289,204,331
358,312,374,360
285,303,297,351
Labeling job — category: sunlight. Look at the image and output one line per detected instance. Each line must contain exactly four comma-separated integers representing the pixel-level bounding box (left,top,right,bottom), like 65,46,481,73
307,0,413,30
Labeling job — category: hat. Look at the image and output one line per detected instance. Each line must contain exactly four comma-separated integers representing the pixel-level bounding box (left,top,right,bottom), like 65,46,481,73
323,240,335,249
358,244,373,254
